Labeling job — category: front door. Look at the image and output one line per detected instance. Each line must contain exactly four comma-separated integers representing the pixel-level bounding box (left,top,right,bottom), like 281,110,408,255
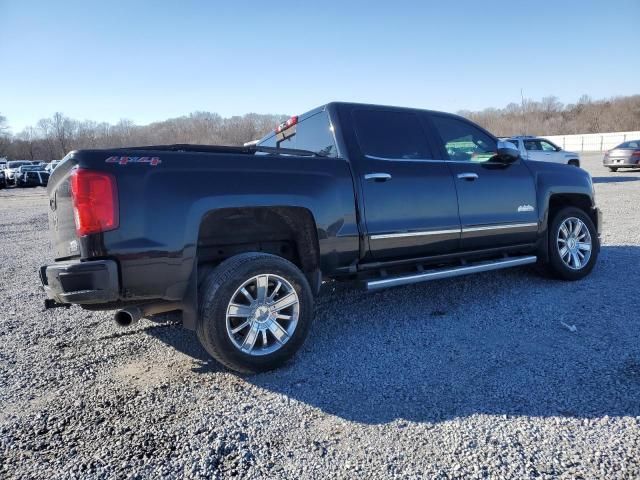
350,108,461,260
539,139,565,164
426,113,539,250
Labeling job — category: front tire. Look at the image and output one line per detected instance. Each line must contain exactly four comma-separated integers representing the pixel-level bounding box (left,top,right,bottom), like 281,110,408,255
542,207,599,281
197,253,314,374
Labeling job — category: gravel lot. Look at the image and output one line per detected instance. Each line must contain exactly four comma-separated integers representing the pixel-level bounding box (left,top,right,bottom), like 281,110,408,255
1,153,639,479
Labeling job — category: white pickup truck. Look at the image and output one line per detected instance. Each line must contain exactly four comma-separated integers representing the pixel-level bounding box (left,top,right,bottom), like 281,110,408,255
505,136,581,167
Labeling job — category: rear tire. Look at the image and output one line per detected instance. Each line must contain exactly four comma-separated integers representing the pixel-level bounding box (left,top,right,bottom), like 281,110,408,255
608,167,618,172
540,207,598,281
197,253,314,374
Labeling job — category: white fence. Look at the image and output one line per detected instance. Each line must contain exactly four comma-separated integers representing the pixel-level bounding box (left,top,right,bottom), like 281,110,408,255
544,131,640,152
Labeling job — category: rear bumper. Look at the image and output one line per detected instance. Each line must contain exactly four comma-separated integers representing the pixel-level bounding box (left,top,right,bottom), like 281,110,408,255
604,158,639,167
40,259,119,305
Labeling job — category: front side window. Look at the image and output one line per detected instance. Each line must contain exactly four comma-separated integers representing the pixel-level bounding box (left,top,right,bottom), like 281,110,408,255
353,109,432,160
540,140,558,152
429,114,497,162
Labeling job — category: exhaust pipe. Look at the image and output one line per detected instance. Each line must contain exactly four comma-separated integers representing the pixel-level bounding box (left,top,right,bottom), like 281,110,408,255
114,302,182,327
114,307,142,327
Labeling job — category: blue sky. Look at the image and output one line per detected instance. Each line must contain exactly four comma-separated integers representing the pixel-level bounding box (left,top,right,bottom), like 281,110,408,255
1,0,638,133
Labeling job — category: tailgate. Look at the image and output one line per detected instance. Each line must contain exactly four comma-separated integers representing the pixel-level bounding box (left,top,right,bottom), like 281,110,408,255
47,157,81,260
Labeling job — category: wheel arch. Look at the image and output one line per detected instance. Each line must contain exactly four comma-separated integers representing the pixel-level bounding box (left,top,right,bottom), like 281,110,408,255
181,205,322,330
538,192,598,262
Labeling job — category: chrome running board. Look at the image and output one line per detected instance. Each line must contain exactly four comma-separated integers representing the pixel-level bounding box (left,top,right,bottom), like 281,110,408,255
365,255,537,291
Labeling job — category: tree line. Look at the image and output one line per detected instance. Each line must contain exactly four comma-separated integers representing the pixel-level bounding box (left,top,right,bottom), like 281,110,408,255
460,94,640,138
1,94,639,161
0,112,288,161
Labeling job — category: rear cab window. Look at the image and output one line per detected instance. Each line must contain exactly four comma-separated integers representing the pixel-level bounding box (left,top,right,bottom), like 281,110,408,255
257,110,338,157
617,141,640,149
352,109,433,160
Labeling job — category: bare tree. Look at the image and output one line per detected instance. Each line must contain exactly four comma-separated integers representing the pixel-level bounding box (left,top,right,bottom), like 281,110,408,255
15,127,39,160
52,112,75,156
460,94,640,137
0,114,10,157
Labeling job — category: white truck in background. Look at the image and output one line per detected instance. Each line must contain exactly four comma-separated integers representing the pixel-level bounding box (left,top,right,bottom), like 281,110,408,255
505,136,581,167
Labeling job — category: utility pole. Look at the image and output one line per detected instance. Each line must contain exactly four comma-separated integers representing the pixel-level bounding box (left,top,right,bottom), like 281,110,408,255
520,88,526,135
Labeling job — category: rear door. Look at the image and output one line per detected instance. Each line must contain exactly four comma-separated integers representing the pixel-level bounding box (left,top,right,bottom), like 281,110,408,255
522,139,543,162
349,108,461,260
426,113,538,250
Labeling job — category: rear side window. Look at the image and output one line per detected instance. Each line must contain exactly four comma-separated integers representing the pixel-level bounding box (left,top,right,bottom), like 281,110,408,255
429,114,497,162
353,110,432,160
259,111,338,157
524,140,540,151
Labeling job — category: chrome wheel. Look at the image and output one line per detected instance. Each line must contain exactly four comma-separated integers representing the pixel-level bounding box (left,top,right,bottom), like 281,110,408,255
556,217,592,270
225,274,299,356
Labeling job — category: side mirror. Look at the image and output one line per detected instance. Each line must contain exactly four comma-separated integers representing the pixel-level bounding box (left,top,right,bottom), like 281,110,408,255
495,141,520,163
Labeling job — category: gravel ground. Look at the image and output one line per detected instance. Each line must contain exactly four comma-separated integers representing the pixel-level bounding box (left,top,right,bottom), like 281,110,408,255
1,153,639,479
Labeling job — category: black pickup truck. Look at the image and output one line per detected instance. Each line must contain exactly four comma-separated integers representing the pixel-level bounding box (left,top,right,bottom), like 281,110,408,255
41,102,601,373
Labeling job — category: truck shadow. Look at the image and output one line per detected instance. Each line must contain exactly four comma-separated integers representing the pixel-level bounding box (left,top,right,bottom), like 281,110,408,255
149,245,640,424
592,175,640,183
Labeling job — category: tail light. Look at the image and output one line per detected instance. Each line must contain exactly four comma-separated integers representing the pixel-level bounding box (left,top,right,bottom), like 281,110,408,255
632,150,640,157
70,169,119,236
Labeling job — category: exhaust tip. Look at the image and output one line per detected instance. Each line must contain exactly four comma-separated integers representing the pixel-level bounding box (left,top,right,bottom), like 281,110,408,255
114,310,135,327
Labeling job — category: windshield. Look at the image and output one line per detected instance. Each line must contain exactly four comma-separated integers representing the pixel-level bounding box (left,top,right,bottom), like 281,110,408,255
8,161,31,168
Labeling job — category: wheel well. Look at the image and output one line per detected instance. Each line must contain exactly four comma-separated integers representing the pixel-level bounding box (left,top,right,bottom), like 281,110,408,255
548,193,595,226
196,207,320,275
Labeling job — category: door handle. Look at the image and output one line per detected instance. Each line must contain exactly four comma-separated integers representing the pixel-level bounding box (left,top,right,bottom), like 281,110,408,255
457,172,478,181
364,173,392,182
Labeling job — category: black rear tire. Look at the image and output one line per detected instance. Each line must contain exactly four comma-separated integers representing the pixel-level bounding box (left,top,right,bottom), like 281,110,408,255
608,167,618,172
540,206,599,281
197,253,314,374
